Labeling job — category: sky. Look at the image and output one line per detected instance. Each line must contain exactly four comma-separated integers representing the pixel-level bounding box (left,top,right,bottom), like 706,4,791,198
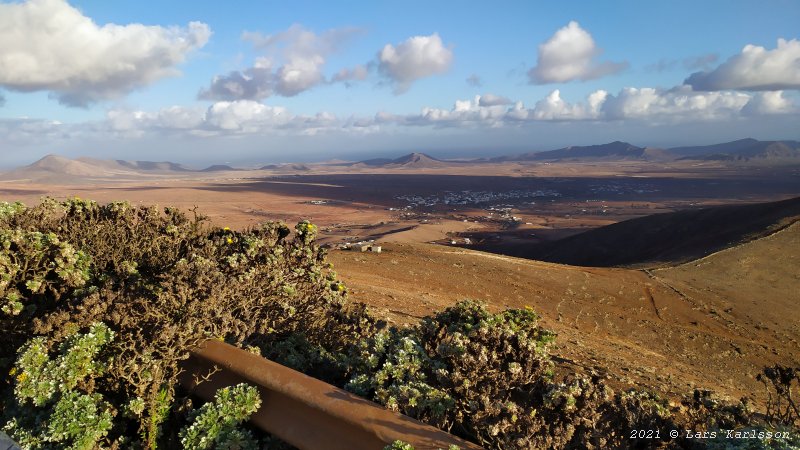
0,0,799,168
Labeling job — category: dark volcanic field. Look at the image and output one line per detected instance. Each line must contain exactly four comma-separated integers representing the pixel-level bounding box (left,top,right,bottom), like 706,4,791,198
199,171,800,208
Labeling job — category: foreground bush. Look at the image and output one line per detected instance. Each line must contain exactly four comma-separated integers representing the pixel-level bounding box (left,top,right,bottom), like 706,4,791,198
339,299,798,449
179,383,261,450
0,199,374,448
3,323,262,449
347,301,556,446
344,301,674,448
3,323,115,449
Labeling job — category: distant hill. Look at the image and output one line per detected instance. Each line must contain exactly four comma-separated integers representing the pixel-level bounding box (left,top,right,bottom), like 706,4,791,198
0,154,118,181
200,164,241,172
75,158,192,172
27,155,102,176
670,138,800,161
260,163,311,172
483,196,800,267
114,160,192,172
640,147,675,161
495,141,650,162
0,155,195,183
354,152,448,169
388,152,447,168
356,157,395,167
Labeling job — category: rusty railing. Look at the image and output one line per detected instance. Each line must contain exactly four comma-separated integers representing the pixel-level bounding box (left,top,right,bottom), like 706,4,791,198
179,340,483,450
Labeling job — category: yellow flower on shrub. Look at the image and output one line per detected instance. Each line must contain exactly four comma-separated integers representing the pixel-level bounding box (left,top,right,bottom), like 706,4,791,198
226,237,233,245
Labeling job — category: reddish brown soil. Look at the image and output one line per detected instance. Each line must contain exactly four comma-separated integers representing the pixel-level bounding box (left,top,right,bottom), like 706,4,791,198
329,222,800,406
2,161,798,407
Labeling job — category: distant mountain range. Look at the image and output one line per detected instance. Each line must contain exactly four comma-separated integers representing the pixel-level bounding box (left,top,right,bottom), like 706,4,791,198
669,138,800,161
0,155,210,183
495,138,800,162
492,141,651,161
3,138,799,182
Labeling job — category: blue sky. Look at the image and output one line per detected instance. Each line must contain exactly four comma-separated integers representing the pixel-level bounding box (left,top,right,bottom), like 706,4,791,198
0,0,799,167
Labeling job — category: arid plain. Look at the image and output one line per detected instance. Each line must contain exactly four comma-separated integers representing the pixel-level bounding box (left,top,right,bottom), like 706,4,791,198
2,147,799,407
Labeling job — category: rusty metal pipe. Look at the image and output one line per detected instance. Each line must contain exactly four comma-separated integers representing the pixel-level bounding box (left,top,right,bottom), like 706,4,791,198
178,340,483,450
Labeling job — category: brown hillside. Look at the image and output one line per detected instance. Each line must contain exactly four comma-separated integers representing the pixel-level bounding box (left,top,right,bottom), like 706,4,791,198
20,154,106,177
491,196,800,267
330,224,800,405
387,152,448,169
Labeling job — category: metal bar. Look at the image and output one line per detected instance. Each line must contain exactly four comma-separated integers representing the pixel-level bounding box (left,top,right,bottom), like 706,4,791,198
178,340,483,450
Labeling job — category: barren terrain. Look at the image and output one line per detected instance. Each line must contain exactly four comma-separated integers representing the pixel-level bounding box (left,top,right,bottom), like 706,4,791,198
2,158,798,247
330,222,800,406
1,153,798,407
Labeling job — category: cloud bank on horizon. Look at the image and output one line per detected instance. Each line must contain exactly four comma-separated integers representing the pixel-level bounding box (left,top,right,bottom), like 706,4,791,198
0,0,798,165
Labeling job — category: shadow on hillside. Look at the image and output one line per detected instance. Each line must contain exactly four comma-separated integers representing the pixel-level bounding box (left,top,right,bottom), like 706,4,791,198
466,196,800,268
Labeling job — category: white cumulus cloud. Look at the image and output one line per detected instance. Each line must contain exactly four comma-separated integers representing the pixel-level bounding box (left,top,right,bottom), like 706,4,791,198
377,33,453,93
388,95,511,128
200,25,362,100
528,21,627,84
102,100,348,138
531,89,601,120
741,91,796,115
106,106,206,133
685,38,800,91
0,0,210,107
389,86,797,128
478,94,512,107
202,101,291,131
600,86,751,120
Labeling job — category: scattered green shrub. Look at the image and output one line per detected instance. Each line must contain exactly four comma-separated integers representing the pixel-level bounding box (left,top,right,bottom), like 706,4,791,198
0,198,374,448
2,323,115,450
382,440,460,450
0,229,90,316
347,300,557,447
0,202,25,220
384,441,415,450
179,383,261,450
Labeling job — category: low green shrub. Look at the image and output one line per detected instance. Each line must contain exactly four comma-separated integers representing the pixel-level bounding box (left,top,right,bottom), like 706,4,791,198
0,229,90,316
179,383,261,450
347,300,560,448
2,323,115,450
0,202,25,220
382,440,460,450
0,199,374,448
